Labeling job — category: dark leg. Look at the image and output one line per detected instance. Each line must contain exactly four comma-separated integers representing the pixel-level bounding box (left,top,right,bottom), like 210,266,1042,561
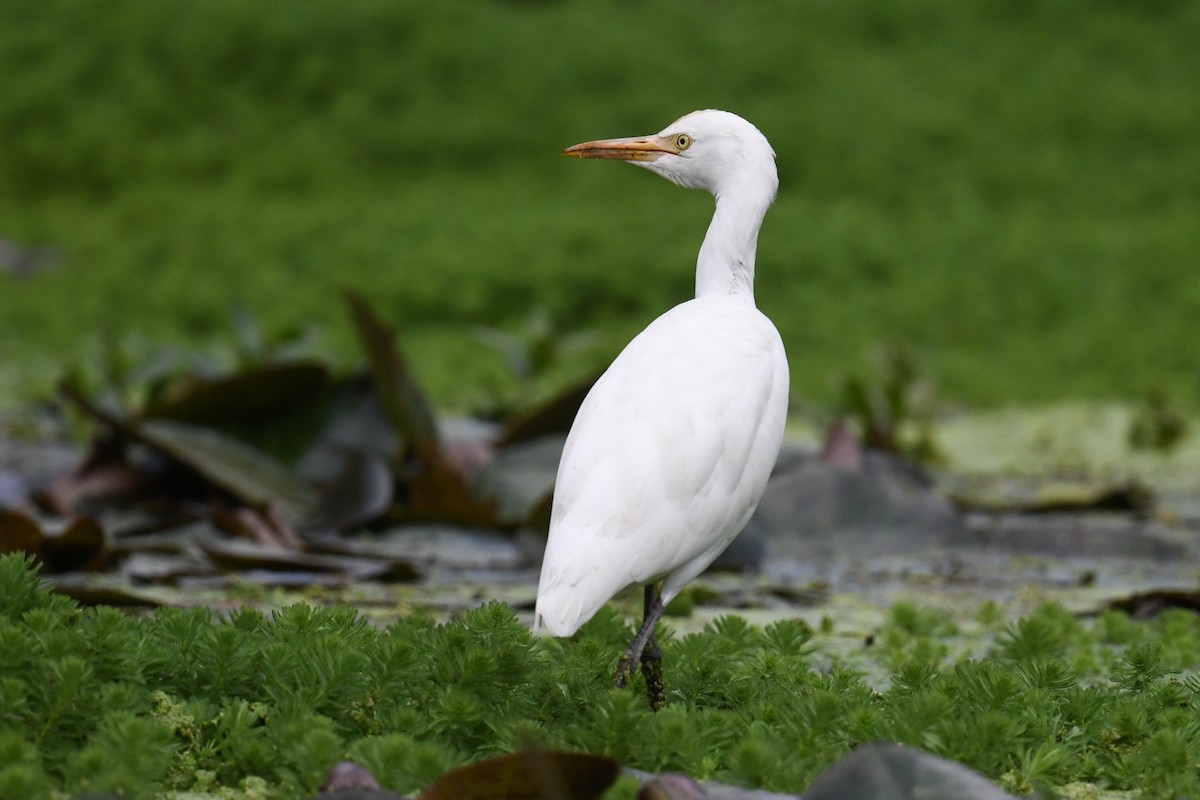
614,584,667,710
639,586,665,710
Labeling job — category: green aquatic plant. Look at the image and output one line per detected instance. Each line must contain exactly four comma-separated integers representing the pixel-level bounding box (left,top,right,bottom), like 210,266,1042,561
2,0,1199,411
2,553,1200,798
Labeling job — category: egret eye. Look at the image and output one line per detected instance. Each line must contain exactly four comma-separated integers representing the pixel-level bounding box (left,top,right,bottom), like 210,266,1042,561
674,133,692,151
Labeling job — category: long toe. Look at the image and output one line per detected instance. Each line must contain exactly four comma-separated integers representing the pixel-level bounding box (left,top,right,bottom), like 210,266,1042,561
640,646,665,711
613,654,635,689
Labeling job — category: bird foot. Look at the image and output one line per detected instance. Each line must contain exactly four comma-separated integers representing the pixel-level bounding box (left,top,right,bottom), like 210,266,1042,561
640,647,665,712
614,586,667,705
613,654,635,689
612,645,665,711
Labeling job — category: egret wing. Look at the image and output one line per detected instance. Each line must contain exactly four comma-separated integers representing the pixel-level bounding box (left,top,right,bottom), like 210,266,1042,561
535,298,788,635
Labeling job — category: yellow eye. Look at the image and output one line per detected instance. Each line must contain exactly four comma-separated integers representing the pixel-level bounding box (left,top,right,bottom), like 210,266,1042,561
674,133,692,151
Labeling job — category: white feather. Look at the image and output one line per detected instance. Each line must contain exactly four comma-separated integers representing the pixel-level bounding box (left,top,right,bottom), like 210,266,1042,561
535,110,789,637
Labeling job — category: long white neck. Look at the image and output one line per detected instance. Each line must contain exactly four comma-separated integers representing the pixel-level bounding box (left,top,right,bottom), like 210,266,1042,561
695,184,773,303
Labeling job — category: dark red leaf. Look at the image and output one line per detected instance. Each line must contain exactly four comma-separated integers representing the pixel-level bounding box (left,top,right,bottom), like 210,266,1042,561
418,751,619,800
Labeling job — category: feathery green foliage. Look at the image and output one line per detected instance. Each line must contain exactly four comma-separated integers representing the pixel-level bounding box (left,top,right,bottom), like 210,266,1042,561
3,554,1200,797
2,0,1199,410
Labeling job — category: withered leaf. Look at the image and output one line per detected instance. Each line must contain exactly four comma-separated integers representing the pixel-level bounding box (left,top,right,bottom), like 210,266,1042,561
142,361,332,424
214,505,304,549
393,451,501,528
0,509,42,555
200,538,419,581
50,575,164,608
1110,589,1200,619
136,419,316,523
0,510,108,572
525,491,553,534
495,371,601,448
34,436,149,517
344,291,439,459
418,751,619,800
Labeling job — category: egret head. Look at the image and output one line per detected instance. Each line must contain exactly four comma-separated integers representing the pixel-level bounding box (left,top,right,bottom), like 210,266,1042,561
563,109,778,202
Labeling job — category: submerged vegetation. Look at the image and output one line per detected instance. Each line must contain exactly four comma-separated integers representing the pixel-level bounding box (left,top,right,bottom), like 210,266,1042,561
1,0,1199,410
2,553,1200,798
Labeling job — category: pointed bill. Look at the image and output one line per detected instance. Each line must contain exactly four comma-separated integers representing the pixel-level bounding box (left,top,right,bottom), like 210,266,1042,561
562,135,677,162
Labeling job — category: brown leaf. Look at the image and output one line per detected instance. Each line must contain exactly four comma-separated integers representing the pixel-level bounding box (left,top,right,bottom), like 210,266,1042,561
34,436,150,517
393,449,501,528
49,575,165,608
418,751,619,800
58,379,319,523
214,506,304,549
136,419,317,523
0,510,108,572
496,372,601,448
344,291,439,459
142,361,332,424
46,516,108,571
57,379,129,431
199,538,419,581
1110,589,1200,619
951,477,1154,514
526,490,553,534
0,509,44,555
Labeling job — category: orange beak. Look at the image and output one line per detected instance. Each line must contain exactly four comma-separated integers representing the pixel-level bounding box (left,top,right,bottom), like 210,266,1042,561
562,135,677,162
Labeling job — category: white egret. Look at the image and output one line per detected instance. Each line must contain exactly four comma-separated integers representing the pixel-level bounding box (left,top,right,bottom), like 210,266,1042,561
535,110,789,704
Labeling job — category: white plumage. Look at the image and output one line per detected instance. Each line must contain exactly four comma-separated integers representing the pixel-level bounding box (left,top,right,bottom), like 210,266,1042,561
534,110,789,691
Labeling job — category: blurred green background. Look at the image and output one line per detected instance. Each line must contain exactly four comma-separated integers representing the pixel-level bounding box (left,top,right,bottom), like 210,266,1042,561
1,0,1198,413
